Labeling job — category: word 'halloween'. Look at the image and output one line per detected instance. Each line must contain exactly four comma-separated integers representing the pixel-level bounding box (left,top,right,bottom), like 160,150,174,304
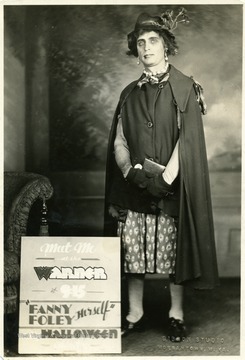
41,328,118,339
34,266,107,280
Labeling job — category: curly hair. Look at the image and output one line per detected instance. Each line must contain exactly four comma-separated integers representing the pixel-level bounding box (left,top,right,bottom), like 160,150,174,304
127,29,178,58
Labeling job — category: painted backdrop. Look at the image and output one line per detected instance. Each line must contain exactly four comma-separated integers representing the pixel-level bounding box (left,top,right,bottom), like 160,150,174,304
5,4,242,171
25,5,242,171
4,5,242,275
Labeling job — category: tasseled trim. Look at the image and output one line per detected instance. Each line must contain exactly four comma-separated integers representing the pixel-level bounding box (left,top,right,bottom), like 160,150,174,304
190,76,207,115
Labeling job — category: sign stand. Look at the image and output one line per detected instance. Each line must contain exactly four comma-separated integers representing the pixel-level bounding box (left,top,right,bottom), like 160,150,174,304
18,236,121,354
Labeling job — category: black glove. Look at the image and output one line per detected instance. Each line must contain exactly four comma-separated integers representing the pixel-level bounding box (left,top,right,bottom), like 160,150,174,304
146,173,174,198
126,167,151,188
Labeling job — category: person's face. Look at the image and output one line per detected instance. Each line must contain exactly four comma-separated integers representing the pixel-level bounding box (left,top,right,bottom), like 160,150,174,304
136,31,166,68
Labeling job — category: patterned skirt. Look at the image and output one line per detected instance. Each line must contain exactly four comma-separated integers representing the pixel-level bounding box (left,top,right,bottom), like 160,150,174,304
118,210,177,274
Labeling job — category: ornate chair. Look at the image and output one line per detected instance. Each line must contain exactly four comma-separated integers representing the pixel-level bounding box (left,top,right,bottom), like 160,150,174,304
4,172,53,345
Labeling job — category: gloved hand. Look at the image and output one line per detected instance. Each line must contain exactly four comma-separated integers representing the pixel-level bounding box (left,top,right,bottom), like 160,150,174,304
126,167,152,188
146,173,174,198
109,204,127,222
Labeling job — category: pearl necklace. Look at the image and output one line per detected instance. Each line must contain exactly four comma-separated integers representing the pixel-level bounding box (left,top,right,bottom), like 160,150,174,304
143,62,169,77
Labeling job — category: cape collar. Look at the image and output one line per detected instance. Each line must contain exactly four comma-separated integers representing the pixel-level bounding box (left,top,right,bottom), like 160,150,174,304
120,65,193,113
168,65,193,112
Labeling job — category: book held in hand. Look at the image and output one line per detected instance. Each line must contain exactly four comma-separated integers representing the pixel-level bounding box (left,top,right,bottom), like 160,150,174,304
143,158,166,175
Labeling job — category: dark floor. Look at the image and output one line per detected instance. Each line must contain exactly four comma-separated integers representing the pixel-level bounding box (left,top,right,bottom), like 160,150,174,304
4,278,240,357
121,277,240,356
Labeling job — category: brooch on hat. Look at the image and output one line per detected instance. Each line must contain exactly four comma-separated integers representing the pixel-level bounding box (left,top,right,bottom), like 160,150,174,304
160,8,189,31
139,8,189,32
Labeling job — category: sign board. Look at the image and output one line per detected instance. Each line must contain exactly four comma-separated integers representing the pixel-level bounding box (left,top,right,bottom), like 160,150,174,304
18,236,121,354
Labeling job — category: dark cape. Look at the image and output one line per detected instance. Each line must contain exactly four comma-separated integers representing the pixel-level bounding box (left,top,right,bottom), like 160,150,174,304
104,65,219,290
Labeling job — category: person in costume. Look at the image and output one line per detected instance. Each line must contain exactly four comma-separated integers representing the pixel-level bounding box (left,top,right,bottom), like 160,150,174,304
104,8,219,342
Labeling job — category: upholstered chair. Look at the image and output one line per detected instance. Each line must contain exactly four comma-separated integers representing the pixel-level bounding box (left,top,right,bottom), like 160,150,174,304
4,172,53,345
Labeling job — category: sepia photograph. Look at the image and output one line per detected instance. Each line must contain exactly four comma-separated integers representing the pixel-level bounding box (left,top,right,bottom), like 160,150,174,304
2,0,243,358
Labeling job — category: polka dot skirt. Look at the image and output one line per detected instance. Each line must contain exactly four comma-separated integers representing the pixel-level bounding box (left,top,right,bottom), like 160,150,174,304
118,210,177,274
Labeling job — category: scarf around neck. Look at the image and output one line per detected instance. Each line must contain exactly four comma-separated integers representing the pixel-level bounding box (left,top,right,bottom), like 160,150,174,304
137,68,170,88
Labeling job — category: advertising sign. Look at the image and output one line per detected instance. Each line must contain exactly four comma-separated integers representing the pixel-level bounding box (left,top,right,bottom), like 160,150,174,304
18,236,121,354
